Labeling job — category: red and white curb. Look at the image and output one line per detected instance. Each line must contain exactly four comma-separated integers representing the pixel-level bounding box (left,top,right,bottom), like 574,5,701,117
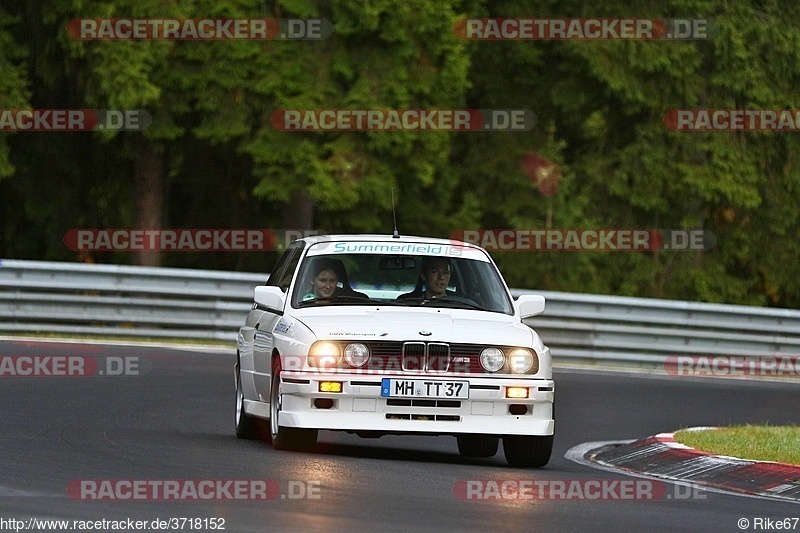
566,428,800,505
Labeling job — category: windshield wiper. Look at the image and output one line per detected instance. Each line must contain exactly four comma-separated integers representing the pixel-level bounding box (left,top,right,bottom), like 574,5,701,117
397,297,490,311
430,298,491,311
298,295,372,307
396,297,428,305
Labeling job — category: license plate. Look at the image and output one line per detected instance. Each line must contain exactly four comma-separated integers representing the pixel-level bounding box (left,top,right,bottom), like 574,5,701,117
381,378,469,399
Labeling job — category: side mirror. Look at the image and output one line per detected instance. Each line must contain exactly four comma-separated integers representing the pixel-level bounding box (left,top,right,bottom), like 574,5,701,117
517,294,545,319
254,286,285,312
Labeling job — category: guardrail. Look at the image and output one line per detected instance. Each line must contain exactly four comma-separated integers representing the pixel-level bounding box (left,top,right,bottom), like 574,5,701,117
3,259,800,365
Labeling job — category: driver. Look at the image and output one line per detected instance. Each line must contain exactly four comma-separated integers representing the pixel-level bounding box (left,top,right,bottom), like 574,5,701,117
398,257,453,299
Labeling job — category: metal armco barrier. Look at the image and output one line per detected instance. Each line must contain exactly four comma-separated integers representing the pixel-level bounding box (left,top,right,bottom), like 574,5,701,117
2,259,800,365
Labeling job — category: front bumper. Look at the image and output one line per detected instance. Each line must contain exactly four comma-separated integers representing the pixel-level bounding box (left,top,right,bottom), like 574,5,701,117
274,371,555,436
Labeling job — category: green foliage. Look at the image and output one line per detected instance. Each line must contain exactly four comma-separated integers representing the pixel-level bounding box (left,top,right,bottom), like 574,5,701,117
2,0,800,308
0,6,30,178
458,0,800,306
245,0,471,236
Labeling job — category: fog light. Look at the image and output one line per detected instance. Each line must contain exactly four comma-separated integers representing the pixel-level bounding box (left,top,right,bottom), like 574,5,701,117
314,398,334,409
319,381,343,393
509,404,529,415
505,387,529,399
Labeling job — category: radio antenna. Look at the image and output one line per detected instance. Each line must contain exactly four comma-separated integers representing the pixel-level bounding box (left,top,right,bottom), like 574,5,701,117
391,188,400,238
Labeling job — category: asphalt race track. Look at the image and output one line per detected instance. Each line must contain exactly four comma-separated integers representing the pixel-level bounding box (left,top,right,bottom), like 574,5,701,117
1,339,798,532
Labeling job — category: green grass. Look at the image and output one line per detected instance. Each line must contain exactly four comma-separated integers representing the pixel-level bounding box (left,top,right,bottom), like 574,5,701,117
675,425,800,465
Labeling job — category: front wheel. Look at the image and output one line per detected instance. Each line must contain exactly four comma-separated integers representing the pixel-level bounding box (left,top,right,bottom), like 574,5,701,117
457,434,499,458
502,435,553,468
270,357,318,451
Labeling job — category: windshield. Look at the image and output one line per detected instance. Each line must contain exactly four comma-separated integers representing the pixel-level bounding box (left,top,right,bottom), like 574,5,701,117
290,251,514,314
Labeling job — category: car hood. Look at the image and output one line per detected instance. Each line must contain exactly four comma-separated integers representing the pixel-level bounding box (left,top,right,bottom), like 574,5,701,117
292,307,537,348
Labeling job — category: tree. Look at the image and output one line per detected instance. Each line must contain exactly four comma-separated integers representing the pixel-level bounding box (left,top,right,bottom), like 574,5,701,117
454,0,800,305
245,0,472,236
0,5,31,257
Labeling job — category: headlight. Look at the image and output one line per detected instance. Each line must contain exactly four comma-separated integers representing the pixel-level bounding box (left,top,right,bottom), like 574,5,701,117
508,348,535,373
309,341,341,368
480,347,505,372
344,343,370,368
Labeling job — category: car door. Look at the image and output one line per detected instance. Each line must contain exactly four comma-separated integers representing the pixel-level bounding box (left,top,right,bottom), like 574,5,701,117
239,242,303,402
254,242,304,400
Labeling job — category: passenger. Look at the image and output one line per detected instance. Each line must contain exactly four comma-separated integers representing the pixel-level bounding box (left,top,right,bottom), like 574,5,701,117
301,257,370,301
302,259,340,301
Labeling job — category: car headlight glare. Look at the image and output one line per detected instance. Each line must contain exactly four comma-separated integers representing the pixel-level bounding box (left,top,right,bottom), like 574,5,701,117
344,343,370,368
309,341,341,368
509,348,535,373
480,347,505,372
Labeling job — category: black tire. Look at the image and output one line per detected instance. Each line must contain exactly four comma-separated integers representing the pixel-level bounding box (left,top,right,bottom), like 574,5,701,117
502,435,553,468
270,357,318,451
235,363,265,440
457,434,499,458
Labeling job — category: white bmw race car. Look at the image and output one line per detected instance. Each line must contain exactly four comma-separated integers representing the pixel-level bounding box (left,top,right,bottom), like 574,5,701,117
235,234,554,467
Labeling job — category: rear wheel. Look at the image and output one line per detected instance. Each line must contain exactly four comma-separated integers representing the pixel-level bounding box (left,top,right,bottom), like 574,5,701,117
502,435,553,468
270,357,318,451
457,434,499,458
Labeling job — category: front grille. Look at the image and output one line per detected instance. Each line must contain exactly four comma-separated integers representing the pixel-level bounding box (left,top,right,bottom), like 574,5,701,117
385,413,461,422
427,343,451,372
352,341,536,375
400,342,451,372
368,342,403,357
449,343,485,373
402,342,425,371
386,399,462,408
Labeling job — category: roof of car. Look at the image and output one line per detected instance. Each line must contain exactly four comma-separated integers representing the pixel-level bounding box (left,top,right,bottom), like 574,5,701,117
297,234,478,248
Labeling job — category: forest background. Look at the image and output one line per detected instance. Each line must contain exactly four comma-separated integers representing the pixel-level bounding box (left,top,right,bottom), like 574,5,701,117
2,0,799,308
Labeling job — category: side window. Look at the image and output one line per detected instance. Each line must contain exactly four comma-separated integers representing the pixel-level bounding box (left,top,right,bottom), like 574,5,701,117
279,251,303,292
266,243,305,292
